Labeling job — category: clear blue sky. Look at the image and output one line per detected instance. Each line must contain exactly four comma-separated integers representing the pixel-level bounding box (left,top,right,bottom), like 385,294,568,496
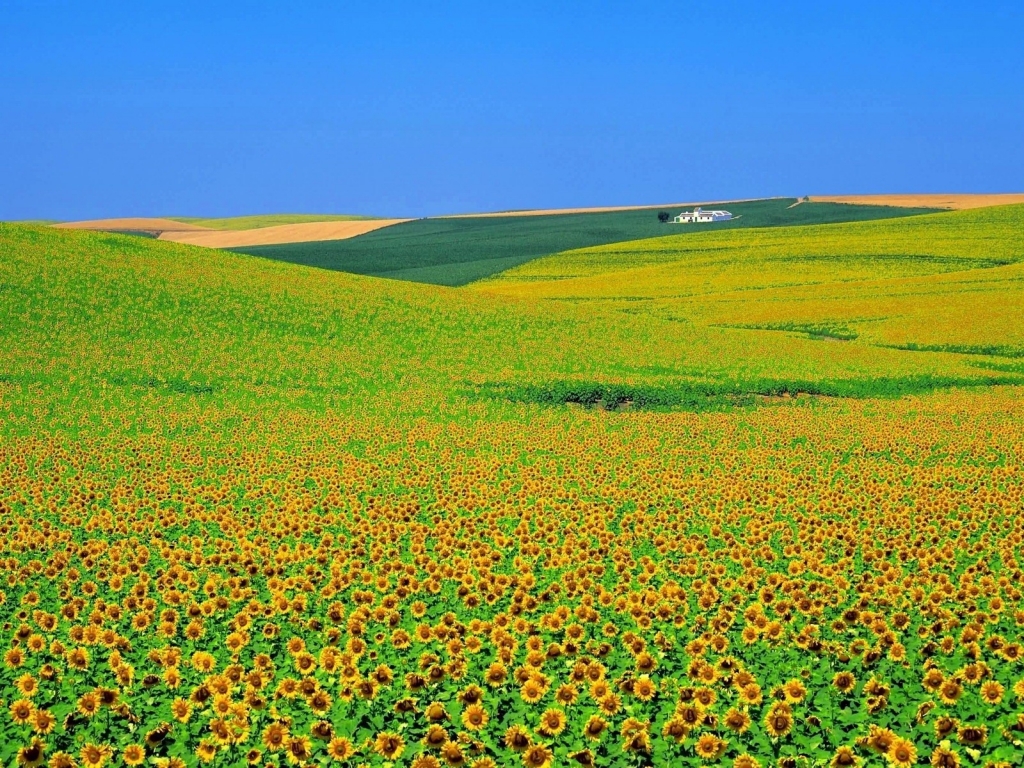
2,1,1022,219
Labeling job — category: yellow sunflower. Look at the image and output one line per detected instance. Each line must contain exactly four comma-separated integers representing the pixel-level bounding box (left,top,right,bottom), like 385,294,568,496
521,744,552,768
887,737,916,768
537,708,566,737
373,731,405,761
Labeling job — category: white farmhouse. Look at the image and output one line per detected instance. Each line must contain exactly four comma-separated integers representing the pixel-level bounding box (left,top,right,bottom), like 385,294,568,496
673,206,733,224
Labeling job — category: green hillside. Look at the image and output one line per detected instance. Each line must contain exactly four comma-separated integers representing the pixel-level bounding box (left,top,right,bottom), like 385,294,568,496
1,208,1018,433
485,203,1024,283
227,198,940,285
472,203,1024,402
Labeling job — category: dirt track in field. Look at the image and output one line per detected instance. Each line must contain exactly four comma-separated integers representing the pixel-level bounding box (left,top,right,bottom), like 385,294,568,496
810,194,1024,210
158,219,409,248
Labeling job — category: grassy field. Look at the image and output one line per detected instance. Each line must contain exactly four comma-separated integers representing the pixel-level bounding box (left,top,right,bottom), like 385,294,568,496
476,204,1024,361
1,211,1023,767
228,199,940,286
172,214,380,230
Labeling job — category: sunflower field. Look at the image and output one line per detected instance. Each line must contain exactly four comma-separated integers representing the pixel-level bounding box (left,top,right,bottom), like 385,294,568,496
1,208,1024,768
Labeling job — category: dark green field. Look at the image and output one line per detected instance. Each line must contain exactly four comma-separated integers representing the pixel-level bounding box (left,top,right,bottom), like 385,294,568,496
228,199,941,286
105,229,160,239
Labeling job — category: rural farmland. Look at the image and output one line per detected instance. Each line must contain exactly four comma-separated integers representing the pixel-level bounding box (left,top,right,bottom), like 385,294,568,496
2,197,1024,767
4,3,1024,766
225,199,939,286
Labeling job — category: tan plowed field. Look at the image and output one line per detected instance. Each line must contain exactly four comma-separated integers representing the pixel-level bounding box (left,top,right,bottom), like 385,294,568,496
54,217,211,232
158,219,408,248
810,193,1024,209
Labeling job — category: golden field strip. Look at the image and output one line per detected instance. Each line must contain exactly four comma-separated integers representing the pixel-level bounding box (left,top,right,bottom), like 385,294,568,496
158,220,410,249
809,194,1024,210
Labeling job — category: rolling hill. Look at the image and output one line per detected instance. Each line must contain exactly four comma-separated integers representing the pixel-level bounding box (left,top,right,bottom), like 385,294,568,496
2,204,1021,426
2,208,1024,765
472,203,1024,398
226,198,941,286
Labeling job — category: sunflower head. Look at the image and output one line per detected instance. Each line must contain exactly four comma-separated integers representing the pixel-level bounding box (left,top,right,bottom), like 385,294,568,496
633,676,656,702
828,745,860,768
956,725,987,746
327,736,354,760
724,707,751,734
864,725,896,754
764,703,793,738
929,746,960,768
16,739,45,768
373,731,405,761
694,733,726,760
887,737,916,768
503,725,530,752
461,703,488,731
538,708,566,737
522,744,552,768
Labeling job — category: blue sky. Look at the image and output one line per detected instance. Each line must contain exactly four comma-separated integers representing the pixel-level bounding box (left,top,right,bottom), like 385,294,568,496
2,1,1022,219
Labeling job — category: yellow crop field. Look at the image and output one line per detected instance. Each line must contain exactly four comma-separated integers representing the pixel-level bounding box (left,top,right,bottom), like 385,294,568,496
1,212,1023,768
476,204,1024,356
